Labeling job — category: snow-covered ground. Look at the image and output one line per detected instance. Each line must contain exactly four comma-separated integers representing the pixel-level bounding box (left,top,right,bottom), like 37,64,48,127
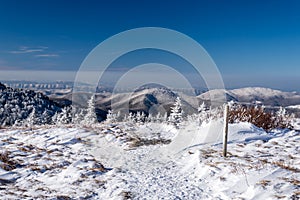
0,121,299,199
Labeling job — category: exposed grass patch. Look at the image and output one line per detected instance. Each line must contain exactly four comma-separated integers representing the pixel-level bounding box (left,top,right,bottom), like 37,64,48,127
272,161,300,173
293,191,300,196
121,191,134,199
258,159,300,173
257,179,271,188
129,137,171,148
56,195,72,200
274,194,286,199
0,151,17,171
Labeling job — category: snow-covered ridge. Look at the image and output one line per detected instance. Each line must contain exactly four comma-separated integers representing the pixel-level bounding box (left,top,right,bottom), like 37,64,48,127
288,105,300,109
0,82,61,126
199,87,300,106
4,80,300,108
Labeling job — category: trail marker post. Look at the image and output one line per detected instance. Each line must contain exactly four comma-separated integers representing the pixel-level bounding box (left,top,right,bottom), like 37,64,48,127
223,104,229,157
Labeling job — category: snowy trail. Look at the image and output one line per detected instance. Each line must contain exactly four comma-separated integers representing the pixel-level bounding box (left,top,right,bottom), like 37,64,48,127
87,123,215,199
91,146,213,199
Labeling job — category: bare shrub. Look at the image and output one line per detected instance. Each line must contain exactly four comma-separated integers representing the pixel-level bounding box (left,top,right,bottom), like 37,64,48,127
229,104,293,131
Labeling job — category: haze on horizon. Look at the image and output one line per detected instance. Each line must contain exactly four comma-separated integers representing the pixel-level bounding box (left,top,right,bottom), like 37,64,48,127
0,0,299,91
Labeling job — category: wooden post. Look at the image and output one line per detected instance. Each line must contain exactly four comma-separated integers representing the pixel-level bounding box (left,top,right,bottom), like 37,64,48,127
223,104,229,157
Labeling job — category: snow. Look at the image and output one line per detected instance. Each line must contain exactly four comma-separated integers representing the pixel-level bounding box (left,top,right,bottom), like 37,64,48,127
0,83,61,126
288,105,300,109
0,121,299,199
198,87,300,106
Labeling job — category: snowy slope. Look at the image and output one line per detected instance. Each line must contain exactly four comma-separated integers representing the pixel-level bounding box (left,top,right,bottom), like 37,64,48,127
0,122,299,199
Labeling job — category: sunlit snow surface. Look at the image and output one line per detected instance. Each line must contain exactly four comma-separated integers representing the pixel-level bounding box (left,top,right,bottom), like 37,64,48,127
0,121,299,199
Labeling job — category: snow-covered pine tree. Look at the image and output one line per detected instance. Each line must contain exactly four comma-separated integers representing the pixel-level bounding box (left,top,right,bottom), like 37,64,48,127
168,97,183,129
146,113,153,123
41,110,52,125
116,111,121,122
24,107,36,127
106,110,117,123
73,107,85,125
51,111,59,125
163,112,168,122
198,102,208,113
136,112,145,124
13,118,23,127
82,94,97,126
155,113,161,123
275,106,292,128
56,106,72,125
127,112,135,123
197,102,210,125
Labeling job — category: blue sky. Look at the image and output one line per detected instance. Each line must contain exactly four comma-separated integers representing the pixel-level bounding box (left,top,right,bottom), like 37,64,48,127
0,0,300,90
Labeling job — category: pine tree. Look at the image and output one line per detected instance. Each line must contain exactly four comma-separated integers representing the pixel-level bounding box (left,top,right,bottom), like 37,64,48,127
275,107,290,128
127,112,135,123
73,107,85,125
82,95,97,126
168,97,183,128
51,111,58,125
198,102,208,113
163,112,168,122
146,113,153,123
41,110,52,124
57,107,71,125
197,102,210,125
13,118,23,127
136,112,145,123
155,113,161,123
24,107,36,127
106,110,117,123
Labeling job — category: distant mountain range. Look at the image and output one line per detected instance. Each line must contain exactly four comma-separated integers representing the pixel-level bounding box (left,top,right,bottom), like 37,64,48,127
50,85,300,118
2,80,300,125
198,87,300,107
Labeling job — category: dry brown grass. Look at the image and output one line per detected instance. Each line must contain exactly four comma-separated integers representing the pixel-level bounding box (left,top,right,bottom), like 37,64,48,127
257,179,271,189
272,161,300,173
287,178,300,185
129,137,171,148
0,151,17,171
121,191,134,199
258,159,300,173
294,191,300,196
206,162,221,169
55,195,72,200
199,148,220,159
273,194,286,199
236,144,245,148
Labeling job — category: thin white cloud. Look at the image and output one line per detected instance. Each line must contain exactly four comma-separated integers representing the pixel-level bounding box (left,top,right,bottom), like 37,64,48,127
35,54,59,58
9,49,43,54
8,46,48,54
